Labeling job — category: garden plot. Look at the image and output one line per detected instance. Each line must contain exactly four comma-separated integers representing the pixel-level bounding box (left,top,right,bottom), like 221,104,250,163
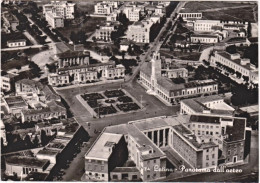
80,89,141,117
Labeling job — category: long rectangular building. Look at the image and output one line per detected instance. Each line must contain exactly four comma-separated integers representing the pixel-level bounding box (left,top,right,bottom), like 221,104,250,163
210,51,258,84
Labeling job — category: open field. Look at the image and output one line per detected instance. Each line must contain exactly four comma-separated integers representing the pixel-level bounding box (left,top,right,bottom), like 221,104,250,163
203,7,256,22
160,50,201,61
182,1,255,12
182,1,256,22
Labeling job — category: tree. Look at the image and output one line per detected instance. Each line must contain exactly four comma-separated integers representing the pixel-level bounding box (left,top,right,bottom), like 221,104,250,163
247,21,251,38
92,36,96,42
203,59,210,66
24,135,33,147
40,130,48,145
121,51,126,60
70,31,77,43
226,45,237,54
242,75,249,83
33,135,39,147
235,71,242,78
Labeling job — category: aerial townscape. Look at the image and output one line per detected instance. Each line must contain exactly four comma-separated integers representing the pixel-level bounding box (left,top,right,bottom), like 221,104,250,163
0,0,258,182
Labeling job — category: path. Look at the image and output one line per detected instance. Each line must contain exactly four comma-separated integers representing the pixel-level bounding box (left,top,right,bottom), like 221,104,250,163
23,31,38,45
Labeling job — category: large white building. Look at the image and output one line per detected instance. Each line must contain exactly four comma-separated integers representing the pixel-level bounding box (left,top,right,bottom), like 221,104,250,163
194,20,222,32
43,1,75,19
126,20,153,43
123,6,141,22
45,12,64,28
94,1,118,15
210,51,258,84
139,52,218,105
95,23,115,42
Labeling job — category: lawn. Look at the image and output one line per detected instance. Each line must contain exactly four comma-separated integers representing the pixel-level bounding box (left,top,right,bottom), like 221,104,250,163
117,103,140,112
183,1,254,12
104,89,125,98
2,58,29,71
203,7,256,22
160,50,201,61
94,106,117,115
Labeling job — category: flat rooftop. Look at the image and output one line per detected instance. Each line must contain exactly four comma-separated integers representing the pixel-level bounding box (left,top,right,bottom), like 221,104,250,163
182,95,234,113
240,105,259,114
105,123,166,160
86,132,123,160
132,117,170,131
172,124,218,150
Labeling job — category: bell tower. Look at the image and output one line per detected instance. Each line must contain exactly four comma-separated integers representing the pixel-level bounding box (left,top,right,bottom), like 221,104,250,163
151,51,161,91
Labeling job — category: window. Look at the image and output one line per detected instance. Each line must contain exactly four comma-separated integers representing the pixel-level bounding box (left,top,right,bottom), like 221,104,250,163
212,161,215,165
228,150,231,155
154,160,156,163
89,172,92,175
102,174,104,177
147,175,150,179
212,154,215,158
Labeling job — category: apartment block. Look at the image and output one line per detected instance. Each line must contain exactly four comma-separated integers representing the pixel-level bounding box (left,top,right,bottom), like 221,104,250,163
123,6,141,22
84,133,128,181
187,115,246,165
126,20,153,43
45,12,64,28
43,1,75,19
94,1,117,15
95,23,115,42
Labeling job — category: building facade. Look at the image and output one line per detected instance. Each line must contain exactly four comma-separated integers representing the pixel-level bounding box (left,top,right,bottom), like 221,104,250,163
178,12,202,20
126,20,153,43
45,12,64,28
48,73,70,86
95,24,115,41
21,101,67,122
43,1,75,19
7,39,26,47
210,51,258,84
139,52,218,105
190,34,219,44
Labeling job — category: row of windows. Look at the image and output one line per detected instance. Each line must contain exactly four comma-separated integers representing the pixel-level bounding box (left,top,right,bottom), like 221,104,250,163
88,172,105,177
205,161,215,167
